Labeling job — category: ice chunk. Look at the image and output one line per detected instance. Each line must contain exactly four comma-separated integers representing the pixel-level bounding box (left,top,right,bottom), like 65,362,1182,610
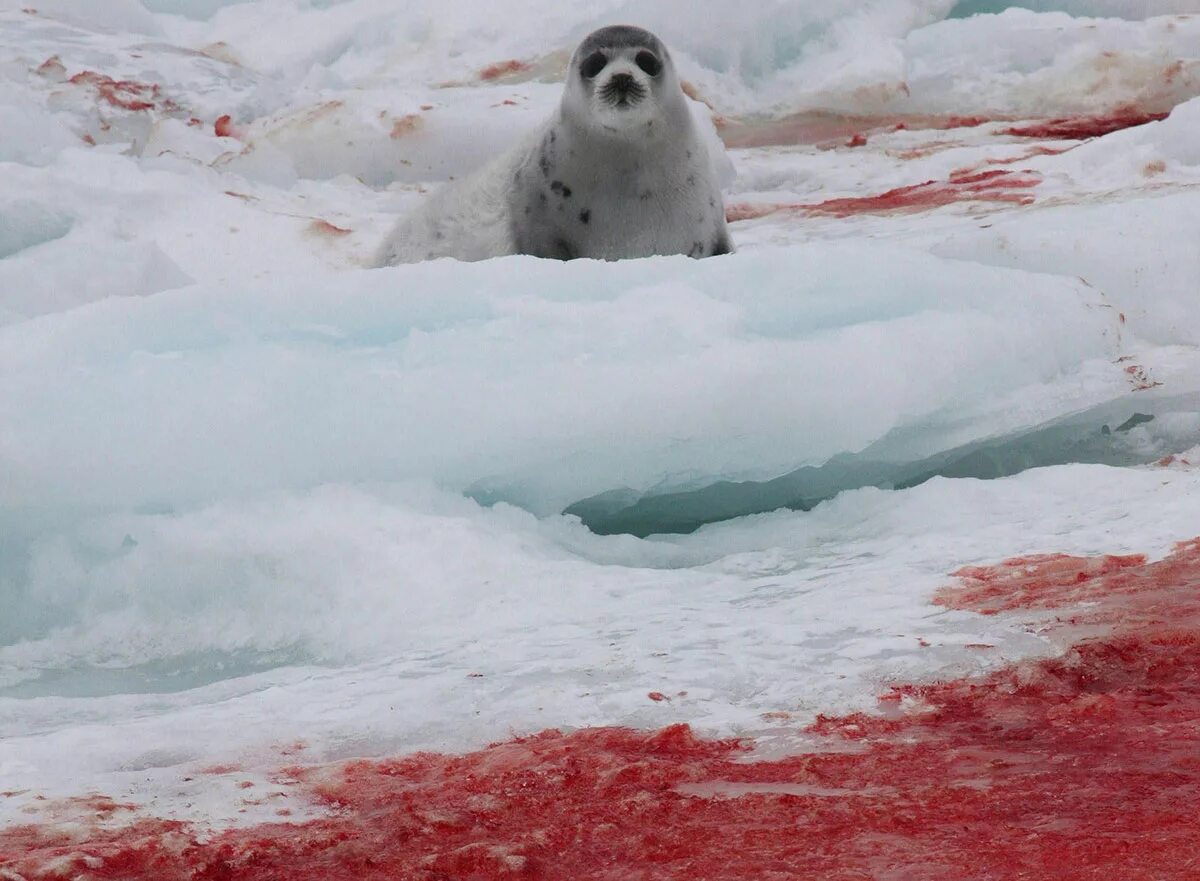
0,200,73,261
141,0,257,19
0,95,79,167
934,190,1200,347
0,0,161,34
950,1,1200,19
0,246,1126,519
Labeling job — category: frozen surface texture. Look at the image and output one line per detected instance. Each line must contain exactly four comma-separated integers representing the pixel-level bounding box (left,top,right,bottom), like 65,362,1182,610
3,1,1200,876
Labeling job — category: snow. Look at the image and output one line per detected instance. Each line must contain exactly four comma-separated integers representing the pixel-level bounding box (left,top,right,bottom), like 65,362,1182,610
3,0,1200,842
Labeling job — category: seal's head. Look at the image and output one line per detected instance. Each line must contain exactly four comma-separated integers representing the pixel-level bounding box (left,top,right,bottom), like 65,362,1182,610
563,26,686,139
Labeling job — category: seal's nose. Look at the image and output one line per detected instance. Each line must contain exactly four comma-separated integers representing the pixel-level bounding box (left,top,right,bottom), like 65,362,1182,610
609,72,635,93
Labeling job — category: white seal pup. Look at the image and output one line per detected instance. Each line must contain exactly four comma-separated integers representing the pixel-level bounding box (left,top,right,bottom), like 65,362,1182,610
375,25,733,264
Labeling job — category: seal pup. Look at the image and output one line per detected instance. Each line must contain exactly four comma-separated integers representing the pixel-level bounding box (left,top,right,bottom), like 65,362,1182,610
375,25,733,265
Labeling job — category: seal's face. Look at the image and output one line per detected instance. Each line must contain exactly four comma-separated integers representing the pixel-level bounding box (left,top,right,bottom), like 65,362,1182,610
565,26,681,137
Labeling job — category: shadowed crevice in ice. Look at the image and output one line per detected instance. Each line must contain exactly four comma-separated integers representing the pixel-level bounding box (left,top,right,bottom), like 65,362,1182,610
564,394,1200,537
0,202,73,261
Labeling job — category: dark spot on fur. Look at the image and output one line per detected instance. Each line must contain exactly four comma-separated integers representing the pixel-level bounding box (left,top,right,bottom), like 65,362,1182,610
686,150,692,159
435,231,444,240
553,237,577,260
549,130,556,144
710,233,732,256
686,173,696,186
539,150,550,178
524,206,531,215
639,190,653,201
708,197,716,208
579,209,591,224
550,180,572,198
539,192,548,205
688,241,705,258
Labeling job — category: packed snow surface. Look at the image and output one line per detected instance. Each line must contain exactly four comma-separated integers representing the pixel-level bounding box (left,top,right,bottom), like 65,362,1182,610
2,0,1200,835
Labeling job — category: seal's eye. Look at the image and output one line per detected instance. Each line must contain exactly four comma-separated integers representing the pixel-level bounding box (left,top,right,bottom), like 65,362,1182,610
635,51,662,76
580,52,607,79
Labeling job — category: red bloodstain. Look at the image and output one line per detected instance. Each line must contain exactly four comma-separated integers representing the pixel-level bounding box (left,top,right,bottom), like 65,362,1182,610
35,55,65,79
199,764,242,776
1155,455,1193,469
846,132,867,148
727,169,1039,222
214,114,236,138
1121,363,1163,391
307,219,352,237
478,59,531,81
892,142,959,160
68,71,176,113
983,144,1073,165
4,539,1200,879
1003,107,1170,140
720,111,994,149
808,168,1041,216
389,113,424,138
647,691,670,702
723,203,778,223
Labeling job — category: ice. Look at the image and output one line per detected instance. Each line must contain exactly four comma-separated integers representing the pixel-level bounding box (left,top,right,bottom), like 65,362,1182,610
567,393,1200,535
951,1,1200,18
0,244,1132,519
142,0,255,18
0,93,79,167
932,99,1200,347
3,0,1200,846
0,0,161,34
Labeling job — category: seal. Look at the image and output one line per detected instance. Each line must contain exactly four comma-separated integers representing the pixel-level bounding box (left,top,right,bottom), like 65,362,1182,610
375,25,733,265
